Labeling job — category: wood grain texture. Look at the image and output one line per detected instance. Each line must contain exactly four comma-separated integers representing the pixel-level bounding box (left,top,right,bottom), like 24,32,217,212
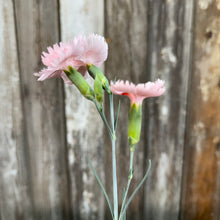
181,1,220,219
105,0,148,219
13,0,70,219
144,0,194,219
60,0,105,219
0,1,33,219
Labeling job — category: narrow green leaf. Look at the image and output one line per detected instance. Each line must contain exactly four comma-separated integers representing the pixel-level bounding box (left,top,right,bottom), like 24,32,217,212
120,160,151,219
88,157,114,218
121,188,126,220
114,100,120,129
113,77,117,83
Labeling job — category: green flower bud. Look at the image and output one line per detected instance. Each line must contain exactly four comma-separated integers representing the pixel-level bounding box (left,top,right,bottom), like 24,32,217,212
64,66,95,101
94,75,104,108
87,64,111,94
128,103,142,151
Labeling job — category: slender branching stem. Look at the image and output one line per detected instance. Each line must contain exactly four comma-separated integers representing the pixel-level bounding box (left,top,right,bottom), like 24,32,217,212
119,149,134,220
94,100,113,139
109,93,118,220
120,160,151,218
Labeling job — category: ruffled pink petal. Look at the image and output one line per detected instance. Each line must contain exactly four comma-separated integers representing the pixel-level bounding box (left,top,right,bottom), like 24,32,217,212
78,33,108,67
34,33,108,84
136,79,165,98
34,68,73,84
110,79,165,104
34,68,62,81
110,80,135,95
41,41,82,69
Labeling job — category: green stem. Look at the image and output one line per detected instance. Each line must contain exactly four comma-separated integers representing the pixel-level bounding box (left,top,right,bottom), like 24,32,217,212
94,100,113,140
119,150,134,220
110,93,118,220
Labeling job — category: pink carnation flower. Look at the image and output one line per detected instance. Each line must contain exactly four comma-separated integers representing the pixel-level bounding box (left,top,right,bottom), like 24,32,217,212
110,79,165,104
34,34,108,84
79,34,108,67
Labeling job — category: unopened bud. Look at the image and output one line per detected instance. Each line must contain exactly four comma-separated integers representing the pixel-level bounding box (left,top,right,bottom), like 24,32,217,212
94,75,104,108
64,66,95,101
87,64,111,94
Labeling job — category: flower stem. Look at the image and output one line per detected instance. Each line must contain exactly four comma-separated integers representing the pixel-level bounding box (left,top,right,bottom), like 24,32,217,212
94,100,113,140
119,149,134,220
110,93,118,220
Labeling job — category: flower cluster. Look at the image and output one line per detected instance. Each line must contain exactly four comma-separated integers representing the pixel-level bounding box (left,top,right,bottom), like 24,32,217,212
34,33,166,220
34,33,108,84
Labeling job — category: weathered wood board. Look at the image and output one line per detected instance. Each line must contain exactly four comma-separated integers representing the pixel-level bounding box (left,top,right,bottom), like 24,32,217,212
0,1,33,219
60,0,105,219
181,1,220,219
13,0,70,219
144,0,194,219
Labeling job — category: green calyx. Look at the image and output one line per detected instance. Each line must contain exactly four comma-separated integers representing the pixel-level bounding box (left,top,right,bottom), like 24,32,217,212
87,64,111,94
64,66,95,101
128,103,142,151
94,75,104,109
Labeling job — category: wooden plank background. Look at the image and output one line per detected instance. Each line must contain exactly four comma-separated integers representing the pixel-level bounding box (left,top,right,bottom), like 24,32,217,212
0,0,219,220
60,0,105,219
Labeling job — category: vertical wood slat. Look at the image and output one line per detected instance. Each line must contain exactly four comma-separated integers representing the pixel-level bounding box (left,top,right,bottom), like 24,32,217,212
105,0,148,219
144,0,194,219
13,0,70,219
0,1,33,219
181,1,220,219
60,0,105,219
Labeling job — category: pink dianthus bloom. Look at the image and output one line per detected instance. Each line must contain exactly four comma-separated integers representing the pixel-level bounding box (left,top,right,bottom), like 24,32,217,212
79,34,108,67
34,34,108,84
110,79,165,104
